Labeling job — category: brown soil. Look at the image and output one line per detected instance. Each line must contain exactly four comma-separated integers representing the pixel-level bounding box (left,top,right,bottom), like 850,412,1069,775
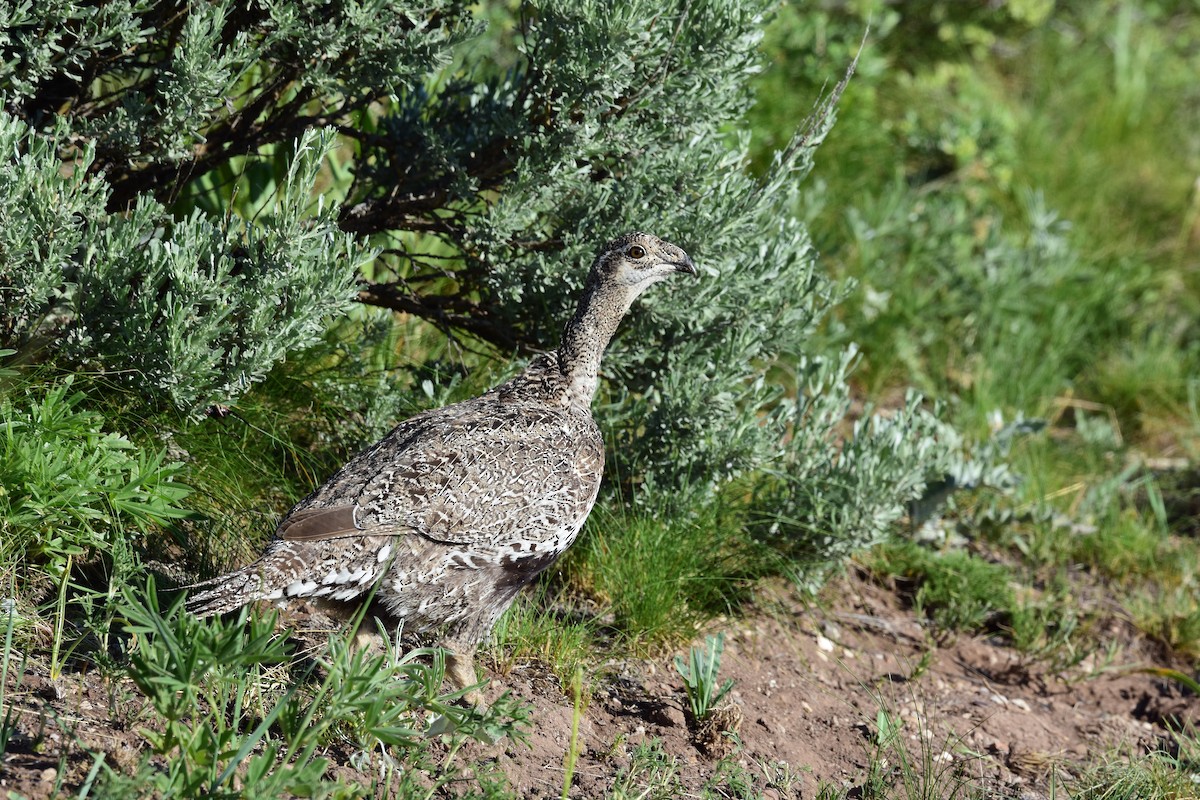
3,568,1197,799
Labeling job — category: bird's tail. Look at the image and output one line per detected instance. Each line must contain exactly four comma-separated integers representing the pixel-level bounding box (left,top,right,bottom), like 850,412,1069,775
184,567,276,617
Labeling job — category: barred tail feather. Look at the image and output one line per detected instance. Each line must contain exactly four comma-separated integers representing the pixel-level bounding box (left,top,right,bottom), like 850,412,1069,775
184,567,276,617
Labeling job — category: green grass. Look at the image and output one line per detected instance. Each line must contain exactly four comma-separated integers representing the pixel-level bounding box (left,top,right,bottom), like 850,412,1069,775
869,542,1016,636
605,740,683,800
569,502,755,649
1066,735,1200,800
487,582,598,692
752,1,1200,445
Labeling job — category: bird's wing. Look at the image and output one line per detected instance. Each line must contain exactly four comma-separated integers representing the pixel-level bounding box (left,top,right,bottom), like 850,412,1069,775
278,399,603,548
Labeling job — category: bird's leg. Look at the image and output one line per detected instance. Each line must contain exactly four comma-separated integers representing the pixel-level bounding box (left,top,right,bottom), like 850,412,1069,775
352,618,384,652
444,645,484,707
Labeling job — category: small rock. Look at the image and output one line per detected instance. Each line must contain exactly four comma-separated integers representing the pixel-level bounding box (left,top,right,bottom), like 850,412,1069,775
816,635,835,652
662,704,685,729
40,768,57,783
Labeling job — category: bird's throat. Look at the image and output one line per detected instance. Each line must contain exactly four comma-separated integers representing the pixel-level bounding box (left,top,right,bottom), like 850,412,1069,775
557,278,636,408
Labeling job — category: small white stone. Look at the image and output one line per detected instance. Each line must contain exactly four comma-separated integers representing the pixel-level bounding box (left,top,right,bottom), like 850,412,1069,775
816,635,835,652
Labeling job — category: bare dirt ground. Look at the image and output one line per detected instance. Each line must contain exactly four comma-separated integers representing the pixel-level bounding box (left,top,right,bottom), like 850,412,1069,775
470,569,1198,799
3,567,1197,799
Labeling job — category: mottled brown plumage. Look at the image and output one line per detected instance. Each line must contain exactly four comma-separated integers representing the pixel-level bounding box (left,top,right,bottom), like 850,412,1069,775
186,232,696,694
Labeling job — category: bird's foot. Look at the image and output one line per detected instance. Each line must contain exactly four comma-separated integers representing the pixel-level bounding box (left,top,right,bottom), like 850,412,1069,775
445,649,485,708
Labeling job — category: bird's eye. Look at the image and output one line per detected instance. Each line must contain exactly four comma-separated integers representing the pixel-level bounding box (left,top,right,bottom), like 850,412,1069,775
627,245,647,259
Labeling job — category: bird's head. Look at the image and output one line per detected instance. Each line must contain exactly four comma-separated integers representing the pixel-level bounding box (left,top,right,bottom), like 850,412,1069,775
589,232,697,293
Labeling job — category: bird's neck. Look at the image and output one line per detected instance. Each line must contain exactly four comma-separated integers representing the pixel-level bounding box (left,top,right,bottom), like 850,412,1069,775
557,276,635,408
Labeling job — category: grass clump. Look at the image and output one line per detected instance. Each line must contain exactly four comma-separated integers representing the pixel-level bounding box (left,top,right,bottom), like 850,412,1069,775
870,541,1016,636
1068,734,1200,800
572,503,754,649
487,583,597,692
605,740,683,800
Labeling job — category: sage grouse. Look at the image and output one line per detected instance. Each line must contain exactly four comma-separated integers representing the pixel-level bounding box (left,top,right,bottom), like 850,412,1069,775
187,232,697,695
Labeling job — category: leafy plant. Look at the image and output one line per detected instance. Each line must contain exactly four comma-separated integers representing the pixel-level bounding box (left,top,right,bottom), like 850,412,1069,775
0,380,191,582
0,117,368,419
0,349,18,382
0,593,18,757
105,580,529,797
675,633,735,723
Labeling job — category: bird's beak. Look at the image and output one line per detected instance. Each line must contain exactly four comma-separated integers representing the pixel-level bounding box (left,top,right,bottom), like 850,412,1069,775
672,255,698,276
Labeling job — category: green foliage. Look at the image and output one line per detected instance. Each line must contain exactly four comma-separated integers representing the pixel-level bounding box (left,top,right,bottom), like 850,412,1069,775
753,0,1200,440
1,1,476,177
754,377,964,586
571,504,753,648
105,580,528,797
0,381,191,582
674,633,734,723
3,0,961,537
0,116,107,348
74,129,367,419
606,740,683,800
873,542,1014,635
825,185,1132,420
0,119,367,418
